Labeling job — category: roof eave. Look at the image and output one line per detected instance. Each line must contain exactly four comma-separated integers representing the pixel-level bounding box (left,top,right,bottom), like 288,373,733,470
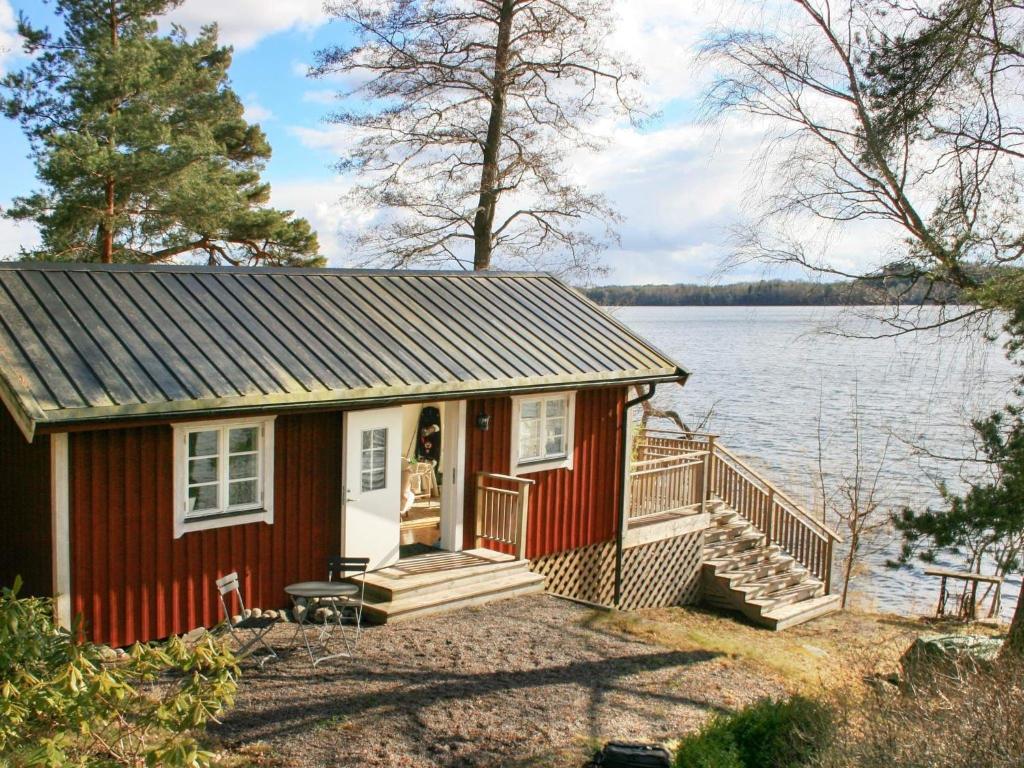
31,371,686,434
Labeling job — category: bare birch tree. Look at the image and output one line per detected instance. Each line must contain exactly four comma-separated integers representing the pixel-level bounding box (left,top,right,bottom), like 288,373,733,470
816,384,892,608
701,0,1024,332
312,0,644,279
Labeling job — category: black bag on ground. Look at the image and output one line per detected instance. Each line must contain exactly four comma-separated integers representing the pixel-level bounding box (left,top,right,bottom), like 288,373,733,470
591,741,672,768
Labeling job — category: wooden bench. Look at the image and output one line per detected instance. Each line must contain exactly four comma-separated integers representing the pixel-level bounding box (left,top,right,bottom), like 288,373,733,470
924,567,1003,620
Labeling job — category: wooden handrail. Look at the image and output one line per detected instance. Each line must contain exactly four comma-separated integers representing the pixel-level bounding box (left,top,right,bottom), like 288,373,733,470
631,429,840,592
474,472,533,559
712,443,840,543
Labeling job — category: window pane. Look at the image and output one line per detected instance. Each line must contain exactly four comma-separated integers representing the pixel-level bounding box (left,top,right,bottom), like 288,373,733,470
188,430,218,458
521,401,541,419
229,454,257,480
519,418,541,460
188,457,218,484
360,429,387,492
229,479,258,507
545,432,566,456
545,398,566,418
188,484,219,514
229,427,257,454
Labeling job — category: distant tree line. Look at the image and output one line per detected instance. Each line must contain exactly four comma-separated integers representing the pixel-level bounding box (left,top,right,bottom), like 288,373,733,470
584,275,962,306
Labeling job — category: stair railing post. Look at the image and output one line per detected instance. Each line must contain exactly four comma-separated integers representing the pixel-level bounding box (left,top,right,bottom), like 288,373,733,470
824,535,834,594
702,435,715,514
764,487,775,545
516,481,530,560
475,473,485,550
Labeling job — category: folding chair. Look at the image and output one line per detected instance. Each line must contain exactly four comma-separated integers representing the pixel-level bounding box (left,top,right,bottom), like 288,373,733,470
215,572,278,667
326,556,370,654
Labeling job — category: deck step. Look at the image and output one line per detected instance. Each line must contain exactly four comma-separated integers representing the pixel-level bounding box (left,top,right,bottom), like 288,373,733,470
703,531,765,558
701,499,839,631
760,594,842,631
720,558,798,588
352,549,527,601
749,580,823,612
360,569,545,624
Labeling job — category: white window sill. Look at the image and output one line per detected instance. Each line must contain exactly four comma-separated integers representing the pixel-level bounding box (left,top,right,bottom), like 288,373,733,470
513,455,573,475
173,507,273,538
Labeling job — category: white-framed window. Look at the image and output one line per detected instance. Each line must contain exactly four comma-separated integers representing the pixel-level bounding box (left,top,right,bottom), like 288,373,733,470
360,427,388,492
172,416,275,538
510,391,576,474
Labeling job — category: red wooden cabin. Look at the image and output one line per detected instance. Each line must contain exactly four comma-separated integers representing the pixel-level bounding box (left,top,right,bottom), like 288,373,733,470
0,263,714,647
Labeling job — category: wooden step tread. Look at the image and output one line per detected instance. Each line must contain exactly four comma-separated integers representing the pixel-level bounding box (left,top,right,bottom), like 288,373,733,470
361,570,545,623
761,594,841,630
749,581,823,609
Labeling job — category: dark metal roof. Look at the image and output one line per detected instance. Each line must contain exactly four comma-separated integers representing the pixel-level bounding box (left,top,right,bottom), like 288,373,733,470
0,262,688,439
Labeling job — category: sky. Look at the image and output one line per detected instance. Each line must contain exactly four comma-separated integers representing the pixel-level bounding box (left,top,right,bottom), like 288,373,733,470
0,0,882,285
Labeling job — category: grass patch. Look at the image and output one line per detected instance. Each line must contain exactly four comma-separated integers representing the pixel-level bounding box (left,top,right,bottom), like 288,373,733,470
587,605,1000,692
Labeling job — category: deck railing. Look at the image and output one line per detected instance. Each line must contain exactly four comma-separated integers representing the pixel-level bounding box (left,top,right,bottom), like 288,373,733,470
632,430,840,592
474,472,534,560
629,450,707,520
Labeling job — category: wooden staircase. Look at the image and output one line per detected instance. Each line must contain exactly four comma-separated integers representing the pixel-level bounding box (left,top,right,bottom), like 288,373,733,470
702,501,840,630
352,549,545,624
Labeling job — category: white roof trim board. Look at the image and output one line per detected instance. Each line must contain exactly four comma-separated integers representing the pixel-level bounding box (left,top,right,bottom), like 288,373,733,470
0,263,688,440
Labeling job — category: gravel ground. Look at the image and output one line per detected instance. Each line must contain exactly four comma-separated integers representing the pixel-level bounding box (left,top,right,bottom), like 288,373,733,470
212,595,784,768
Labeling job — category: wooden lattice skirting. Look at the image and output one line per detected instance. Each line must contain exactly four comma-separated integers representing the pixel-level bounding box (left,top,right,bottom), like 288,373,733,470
530,531,703,610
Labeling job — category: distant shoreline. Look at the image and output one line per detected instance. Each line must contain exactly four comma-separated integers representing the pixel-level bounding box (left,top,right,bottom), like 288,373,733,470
583,277,956,307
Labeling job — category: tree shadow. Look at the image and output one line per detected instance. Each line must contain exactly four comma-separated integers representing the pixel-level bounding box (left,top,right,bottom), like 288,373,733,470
215,646,726,764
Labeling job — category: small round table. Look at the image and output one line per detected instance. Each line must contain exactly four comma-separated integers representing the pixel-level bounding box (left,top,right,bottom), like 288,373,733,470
285,581,360,666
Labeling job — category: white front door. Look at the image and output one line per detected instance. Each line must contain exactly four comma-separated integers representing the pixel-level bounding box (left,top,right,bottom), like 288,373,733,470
343,407,403,570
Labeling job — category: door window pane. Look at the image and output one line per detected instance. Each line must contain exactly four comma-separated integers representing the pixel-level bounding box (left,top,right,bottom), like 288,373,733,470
361,427,388,492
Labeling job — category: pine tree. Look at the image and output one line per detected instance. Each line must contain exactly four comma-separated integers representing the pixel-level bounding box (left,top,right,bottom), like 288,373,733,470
2,0,321,266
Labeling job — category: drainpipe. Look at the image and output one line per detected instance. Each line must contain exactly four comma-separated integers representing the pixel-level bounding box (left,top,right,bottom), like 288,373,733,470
614,383,656,607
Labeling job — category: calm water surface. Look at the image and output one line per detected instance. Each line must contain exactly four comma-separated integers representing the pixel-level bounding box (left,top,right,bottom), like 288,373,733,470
615,305,1021,619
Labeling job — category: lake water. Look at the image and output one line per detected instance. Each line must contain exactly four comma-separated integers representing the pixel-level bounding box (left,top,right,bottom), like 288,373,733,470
614,305,1021,620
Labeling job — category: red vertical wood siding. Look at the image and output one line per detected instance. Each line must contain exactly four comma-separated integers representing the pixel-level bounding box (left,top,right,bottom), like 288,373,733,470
0,407,52,595
69,412,341,647
463,387,625,558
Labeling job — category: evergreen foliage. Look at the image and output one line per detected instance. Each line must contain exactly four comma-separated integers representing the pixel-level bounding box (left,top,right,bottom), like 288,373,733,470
1,0,321,266
673,695,833,768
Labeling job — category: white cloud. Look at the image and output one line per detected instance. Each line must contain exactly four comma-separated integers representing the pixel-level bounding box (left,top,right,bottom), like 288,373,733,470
167,0,329,50
270,177,374,266
0,0,20,75
0,214,41,260
242,96,274,123
302,90,340,106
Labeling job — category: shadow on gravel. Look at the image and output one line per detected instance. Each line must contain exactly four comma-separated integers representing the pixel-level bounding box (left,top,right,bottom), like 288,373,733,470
216,647,724,745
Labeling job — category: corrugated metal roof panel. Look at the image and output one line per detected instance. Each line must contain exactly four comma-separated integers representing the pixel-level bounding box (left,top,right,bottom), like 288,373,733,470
0,263,688,438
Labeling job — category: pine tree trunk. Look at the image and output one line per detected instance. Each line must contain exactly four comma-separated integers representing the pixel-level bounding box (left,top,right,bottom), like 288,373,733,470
1005,592,1024,658
472,0,514,271
100,0,118,264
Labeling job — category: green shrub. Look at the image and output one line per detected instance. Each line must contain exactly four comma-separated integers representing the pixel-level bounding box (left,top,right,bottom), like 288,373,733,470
0,577,239,767
675,695,833,768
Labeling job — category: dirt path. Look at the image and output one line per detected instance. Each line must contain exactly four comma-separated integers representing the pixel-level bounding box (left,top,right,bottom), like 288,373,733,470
212,595,784,767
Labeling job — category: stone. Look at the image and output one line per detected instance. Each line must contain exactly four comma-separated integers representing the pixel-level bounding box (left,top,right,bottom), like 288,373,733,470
231,614,243,626
250,607,262,619
264,609,278,621
291,604,307,623
242,608,252,619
